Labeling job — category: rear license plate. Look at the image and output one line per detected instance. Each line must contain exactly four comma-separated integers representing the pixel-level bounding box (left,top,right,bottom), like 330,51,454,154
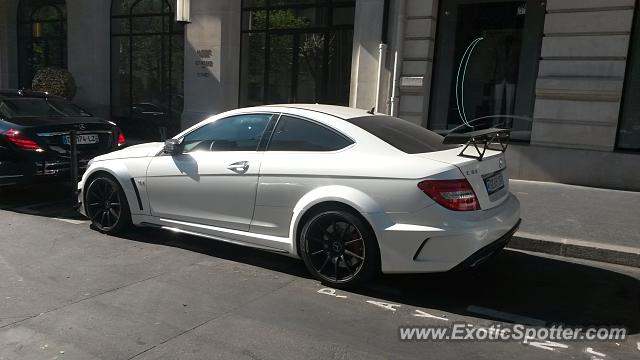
63,134,99,145
483,171,505,195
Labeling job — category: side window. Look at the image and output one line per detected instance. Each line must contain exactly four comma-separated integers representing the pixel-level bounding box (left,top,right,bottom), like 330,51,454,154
268,116,353,151
182,114,273,153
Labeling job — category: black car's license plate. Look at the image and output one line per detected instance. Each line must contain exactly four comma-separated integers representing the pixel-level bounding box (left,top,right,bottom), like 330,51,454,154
63,134,99,145
483,171,505,195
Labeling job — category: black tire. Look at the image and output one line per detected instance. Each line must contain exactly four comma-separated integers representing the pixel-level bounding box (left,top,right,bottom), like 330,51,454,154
300,209,380,288
85,174,131,235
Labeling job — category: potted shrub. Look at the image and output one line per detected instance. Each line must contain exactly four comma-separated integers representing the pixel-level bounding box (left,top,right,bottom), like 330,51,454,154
31,67,77,100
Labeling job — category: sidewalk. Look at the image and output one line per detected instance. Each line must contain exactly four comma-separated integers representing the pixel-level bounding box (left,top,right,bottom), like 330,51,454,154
507,179,640,267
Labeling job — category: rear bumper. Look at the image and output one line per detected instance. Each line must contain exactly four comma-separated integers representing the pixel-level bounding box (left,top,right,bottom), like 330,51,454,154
376,193,521,273
0,157,91,186
451,218,520,271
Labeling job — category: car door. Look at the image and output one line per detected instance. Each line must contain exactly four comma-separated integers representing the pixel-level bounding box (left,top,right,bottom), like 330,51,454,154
145,113,276,231
251,115,355,237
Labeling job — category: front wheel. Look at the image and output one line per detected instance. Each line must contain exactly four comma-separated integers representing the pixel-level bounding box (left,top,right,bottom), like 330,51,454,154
85,175,131,234
300,210,380,288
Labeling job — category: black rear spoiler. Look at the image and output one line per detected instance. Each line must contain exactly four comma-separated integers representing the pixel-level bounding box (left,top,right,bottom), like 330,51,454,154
443,128,510,161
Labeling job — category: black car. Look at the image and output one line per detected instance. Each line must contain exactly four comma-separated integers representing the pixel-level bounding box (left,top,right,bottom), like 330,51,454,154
0,89,125,187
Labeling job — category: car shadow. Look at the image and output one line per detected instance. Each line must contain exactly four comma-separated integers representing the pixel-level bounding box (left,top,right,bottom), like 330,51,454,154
367,251,640,333
0,182,85,219
115,227,640,334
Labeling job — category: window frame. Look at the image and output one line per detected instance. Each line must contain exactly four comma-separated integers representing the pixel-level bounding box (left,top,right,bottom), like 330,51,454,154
426,0,545,143
109,0,185,142
616,1,640,152
17,0,68,88
177,112,279,154
239,0,356,106
264,113,355,152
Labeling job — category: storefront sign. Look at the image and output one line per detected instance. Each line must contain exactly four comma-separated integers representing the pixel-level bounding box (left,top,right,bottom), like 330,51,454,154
195,49,213,78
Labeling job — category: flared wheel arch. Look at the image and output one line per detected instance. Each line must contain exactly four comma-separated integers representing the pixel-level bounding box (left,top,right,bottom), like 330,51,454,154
83,170,130,214
294,201,380,261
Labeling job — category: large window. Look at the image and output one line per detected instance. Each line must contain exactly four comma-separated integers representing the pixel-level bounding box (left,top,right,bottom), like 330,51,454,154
618,3,640,151
240,0,355,106
111,0,184,143
268,115,353,151
428,0,545,142
17,0,67,89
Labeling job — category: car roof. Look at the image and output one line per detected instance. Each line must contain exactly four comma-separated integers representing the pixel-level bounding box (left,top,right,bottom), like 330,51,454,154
263,103,378,119
0,89,65,101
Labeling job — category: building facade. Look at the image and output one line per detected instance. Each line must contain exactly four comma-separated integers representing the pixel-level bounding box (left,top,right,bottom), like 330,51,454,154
0,0,638,190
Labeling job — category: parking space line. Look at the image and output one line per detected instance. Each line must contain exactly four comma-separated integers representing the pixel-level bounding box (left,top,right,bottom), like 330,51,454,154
413,309,449,321
585,347,606,358
53,218,87,225
526,340,569,352
466,305,546,326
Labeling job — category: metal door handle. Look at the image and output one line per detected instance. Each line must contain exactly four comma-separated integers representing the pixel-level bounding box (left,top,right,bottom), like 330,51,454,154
227,161,249,173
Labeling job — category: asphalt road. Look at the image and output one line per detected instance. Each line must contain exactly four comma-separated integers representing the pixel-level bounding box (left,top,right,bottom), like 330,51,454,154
1,184,639,360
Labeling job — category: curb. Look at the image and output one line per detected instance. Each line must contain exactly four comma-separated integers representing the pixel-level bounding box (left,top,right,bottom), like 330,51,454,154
507,231,640,268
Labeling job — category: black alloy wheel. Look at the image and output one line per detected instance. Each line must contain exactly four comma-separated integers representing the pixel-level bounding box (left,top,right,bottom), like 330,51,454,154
85,175,131,234
300,210,379,288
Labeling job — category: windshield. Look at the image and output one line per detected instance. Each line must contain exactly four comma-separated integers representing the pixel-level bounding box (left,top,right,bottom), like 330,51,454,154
0,98,92,118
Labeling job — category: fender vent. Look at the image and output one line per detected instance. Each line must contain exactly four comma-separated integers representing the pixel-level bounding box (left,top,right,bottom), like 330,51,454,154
130,178,144,211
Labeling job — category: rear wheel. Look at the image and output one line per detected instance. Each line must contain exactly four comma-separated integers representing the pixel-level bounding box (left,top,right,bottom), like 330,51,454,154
300,209,379,288
85,175,131,234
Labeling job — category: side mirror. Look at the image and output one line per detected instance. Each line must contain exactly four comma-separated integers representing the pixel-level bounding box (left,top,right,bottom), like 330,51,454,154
163,138,183,155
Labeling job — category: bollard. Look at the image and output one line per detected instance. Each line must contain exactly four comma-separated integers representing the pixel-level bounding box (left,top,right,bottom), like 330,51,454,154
69,130,78,205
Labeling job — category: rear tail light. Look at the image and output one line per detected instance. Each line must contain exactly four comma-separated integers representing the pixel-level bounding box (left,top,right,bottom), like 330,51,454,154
2,129,43,151
418,179,480,211
117,129,126,146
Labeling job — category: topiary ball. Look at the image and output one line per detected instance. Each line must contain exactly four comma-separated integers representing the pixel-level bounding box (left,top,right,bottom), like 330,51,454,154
31,67,77,100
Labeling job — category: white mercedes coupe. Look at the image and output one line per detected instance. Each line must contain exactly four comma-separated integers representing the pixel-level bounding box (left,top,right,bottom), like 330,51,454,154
78,104,520,288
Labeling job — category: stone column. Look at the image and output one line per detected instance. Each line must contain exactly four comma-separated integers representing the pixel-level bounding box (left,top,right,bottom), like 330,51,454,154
181,0,241,129
66,0,111,118
349,0,385,111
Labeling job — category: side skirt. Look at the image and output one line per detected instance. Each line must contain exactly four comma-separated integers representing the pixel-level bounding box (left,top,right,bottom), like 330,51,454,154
136,217,294,256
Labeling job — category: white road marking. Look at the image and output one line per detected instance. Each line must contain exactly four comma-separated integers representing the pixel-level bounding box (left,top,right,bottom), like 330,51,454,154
466,305,546,326
366,300,401,312
637,342,640,351
53,218,87,225
317,288,347,298
526,340,569,352
413,309,449,321
586,348,606,358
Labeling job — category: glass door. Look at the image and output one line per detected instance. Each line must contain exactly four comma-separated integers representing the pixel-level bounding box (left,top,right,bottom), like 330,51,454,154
111,0,184,143
428,0,544,141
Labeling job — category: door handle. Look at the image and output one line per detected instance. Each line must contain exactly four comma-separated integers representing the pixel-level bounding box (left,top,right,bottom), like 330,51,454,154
227,161,249,173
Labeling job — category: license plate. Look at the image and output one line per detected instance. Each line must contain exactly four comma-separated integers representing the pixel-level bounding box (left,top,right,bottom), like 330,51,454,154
483,171,505,195
63,134,99,145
